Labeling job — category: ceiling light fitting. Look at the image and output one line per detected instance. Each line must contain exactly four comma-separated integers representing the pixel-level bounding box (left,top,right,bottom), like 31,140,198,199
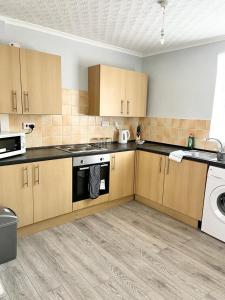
157,0,168,45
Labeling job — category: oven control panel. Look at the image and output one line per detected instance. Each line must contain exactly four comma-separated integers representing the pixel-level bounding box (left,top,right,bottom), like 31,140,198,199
73,154,110,166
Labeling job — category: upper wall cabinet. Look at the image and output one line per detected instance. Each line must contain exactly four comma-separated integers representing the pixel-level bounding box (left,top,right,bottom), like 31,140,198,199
0,44,62,115
20,49,62,114
88,64,148,117
0,45,22,114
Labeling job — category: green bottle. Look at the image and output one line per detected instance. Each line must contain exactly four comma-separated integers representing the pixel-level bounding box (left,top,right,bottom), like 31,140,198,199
187,133,194,150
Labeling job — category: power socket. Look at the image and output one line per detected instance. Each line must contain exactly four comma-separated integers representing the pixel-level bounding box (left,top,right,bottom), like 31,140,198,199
23,122,35,130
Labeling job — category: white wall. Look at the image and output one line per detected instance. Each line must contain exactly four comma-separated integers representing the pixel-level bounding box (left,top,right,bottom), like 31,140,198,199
142,41,225,120
0,22,142,90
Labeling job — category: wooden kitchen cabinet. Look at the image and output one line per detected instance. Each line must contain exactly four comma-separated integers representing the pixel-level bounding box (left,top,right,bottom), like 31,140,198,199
0,163,33,228
0,43,62,114
126,71,148,117
0,158,72,228
89,65,126,116
33,158,72,223
20,48,62,114
0,45,22,114
109,151,135,201
88,64,148,117
135,151,166,204
163,158,207,220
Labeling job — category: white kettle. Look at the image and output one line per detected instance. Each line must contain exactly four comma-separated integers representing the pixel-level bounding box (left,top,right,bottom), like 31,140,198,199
118,129,130,144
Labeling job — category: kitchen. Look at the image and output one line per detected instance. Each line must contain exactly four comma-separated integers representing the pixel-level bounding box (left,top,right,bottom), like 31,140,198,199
0,1,225,299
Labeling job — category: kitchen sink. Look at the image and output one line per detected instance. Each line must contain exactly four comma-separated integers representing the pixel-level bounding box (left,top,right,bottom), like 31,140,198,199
185,150,217,161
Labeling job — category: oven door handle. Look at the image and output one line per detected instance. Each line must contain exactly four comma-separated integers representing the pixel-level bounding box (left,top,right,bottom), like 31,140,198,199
101,164,109,167
79,167,90,170
78,164,109,171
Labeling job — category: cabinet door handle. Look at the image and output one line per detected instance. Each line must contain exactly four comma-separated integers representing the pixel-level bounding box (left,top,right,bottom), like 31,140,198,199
23,167,29,187
23,91,29,112
127,100,130,115
34,165,40,185
121,100,124,115
159,157,162,173
11,90,17,112
166,158,170,175
112,156,116,170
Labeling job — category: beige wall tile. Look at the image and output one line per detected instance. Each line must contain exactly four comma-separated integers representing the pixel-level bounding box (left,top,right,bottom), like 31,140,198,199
41,115,52,125
62,126,72,136
62,105,71,115
72,116,80,126
52,115,62,126
62,115,72,126
140,116,211,149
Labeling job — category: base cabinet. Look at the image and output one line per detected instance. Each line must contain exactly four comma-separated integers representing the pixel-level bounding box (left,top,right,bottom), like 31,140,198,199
109,151,135,201
135,151,207,221
163,158,207,220
33,159,72,222
135,151,165,204
0,158,72,228
0,163,33,228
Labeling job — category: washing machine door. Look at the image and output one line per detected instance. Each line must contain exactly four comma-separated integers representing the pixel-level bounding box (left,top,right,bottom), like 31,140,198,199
210,186,225,224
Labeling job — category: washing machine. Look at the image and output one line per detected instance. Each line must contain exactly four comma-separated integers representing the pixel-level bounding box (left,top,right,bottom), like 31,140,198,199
202,166,225,242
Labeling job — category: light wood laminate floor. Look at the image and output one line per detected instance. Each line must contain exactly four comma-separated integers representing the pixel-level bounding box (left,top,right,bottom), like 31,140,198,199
1,200,225,300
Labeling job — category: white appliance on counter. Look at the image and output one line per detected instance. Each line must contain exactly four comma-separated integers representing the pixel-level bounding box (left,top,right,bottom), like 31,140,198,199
0,132,26,159
202,166,225,242
118,129,130,144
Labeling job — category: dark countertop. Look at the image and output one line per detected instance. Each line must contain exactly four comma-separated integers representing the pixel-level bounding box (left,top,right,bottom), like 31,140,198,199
0,141,224,168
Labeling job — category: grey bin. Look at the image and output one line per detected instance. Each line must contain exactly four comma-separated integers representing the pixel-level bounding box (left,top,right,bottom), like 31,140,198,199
0,207,18,264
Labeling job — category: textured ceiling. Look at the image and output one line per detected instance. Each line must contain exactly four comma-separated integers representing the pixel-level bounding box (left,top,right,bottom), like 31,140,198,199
1,0,225,56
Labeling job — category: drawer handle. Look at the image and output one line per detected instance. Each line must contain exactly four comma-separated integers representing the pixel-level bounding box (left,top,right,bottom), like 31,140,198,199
23,91,29,112
34,165,40,184
159,157,162,173
112,156,116,170
121,100,124,115
127,100,130,115
12,90,17,112
23,167,29,187
166,159,170,175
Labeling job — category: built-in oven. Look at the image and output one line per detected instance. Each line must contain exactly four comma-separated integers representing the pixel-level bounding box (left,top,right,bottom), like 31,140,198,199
72,154,110,202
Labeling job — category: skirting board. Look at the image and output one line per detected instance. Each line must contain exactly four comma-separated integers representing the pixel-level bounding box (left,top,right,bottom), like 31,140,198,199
18,195,134,237
135,194,199,228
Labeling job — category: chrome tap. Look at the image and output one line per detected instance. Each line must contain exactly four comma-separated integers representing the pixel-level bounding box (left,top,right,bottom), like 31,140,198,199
206,138,224,152
206,138,225,161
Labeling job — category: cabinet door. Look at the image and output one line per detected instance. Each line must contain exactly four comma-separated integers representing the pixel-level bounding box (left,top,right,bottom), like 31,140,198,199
163,158,207,220
135,151,165,204
0,163,33,228
0,45,22,114
109,151,135,201
20,48,62,114
134,72,148,117
100,65,126,116
33,158,72,222
125,71,148,117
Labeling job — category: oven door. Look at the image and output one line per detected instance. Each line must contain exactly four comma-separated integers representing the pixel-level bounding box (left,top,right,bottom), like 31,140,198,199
73,163,109,202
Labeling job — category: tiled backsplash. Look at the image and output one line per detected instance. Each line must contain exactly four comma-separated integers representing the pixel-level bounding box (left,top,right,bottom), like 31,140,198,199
139,117,217,151
8,89,139,148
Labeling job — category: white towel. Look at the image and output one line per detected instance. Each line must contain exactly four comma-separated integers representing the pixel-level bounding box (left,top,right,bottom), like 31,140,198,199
169,150,191,163
0,280,5,298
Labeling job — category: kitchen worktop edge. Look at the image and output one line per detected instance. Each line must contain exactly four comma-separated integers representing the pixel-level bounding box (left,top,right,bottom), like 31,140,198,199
0,141,224,168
